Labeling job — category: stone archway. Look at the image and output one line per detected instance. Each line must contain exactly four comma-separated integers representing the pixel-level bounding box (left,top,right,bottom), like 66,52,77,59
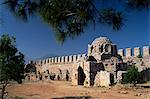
78,66,86,85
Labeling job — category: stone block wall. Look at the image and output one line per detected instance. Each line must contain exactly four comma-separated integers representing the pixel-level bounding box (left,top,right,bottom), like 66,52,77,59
34,53,87,66
134,47,140,57
94,71,111,87
31,53,87,81
71,61,91,86
118,46,149,57
117,71,127,83
126,48,132,58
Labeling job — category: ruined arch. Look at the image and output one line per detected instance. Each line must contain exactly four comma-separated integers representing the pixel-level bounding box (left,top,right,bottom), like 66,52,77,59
77,66,86,85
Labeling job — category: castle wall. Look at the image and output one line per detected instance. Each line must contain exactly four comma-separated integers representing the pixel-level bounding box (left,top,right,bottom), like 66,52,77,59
118,46,150,58
34,54,87,81
71,60,91,86
35,54,86,65
32,46,150,82
117,46,150,68
27,35,150,86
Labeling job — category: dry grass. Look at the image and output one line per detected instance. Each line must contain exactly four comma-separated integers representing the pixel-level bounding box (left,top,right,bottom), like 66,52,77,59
6,81,150,99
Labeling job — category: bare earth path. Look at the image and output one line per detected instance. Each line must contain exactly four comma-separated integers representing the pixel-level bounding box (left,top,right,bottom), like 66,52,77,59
6,81,150,99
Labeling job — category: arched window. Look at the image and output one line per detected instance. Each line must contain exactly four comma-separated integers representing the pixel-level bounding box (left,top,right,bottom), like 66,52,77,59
99,44,103,53
105,44,111,52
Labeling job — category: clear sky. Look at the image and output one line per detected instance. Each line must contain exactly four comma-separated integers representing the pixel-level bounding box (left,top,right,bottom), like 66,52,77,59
0,2,150,61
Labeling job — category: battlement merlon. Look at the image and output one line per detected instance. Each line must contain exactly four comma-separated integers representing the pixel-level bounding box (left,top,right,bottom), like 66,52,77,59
30,53,87,65
117,46,149,58
118,49,124,57
143,46,150,57
29,46,149,65
134,47,140,57
126,48,132,58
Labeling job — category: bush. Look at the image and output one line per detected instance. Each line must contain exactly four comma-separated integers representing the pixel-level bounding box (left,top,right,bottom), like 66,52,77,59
123,65,140,86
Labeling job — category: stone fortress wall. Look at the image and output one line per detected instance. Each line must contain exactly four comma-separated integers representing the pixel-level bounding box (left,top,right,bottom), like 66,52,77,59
33,45,150,67
29,54,87,81
26,36,149,87
34,54,87,65
29,45,150,81
118,46,150,68
118,46,150,58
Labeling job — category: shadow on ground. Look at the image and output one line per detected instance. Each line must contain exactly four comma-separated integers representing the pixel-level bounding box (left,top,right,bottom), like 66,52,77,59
140,85,150,88
52,96,92,99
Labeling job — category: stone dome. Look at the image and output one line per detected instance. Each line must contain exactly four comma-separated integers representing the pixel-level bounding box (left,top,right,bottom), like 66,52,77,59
92,37,112,45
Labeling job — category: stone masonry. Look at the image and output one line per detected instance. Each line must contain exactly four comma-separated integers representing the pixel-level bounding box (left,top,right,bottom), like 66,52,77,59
26,36,150,87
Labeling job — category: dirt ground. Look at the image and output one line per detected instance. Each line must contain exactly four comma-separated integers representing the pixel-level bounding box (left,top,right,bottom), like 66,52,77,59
6,81,150,99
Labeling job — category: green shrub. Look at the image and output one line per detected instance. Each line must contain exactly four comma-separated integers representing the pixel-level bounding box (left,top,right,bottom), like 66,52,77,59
123,65,140,86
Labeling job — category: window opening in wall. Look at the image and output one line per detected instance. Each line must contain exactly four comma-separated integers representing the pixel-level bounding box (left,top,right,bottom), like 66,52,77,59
72,56,73,62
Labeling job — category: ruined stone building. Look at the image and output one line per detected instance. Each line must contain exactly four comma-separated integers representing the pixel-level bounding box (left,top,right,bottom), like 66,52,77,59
26,37,150,87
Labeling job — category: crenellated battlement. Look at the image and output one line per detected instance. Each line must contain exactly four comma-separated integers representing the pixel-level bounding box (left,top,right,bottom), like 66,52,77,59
26,37,150,86
32,54,87,65
118,46,150,58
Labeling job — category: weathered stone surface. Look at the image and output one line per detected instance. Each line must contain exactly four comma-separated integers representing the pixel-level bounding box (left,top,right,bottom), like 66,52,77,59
94,71,110,87
143,46,150,56
126,48,132,57
134,47,140,57
118,49,124,57
88,37,117,61
117,71,127,83
26,36,150,87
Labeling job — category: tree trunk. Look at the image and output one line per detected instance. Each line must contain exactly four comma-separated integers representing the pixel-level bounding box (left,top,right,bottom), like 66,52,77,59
0,81,8,99
0,85,5,99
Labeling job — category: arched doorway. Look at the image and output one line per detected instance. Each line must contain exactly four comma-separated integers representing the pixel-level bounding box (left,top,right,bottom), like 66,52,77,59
78,66,86,85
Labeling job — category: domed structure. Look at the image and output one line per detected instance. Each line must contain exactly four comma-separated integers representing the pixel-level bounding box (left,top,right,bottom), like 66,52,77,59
88,36,117,61
92,37,112,45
